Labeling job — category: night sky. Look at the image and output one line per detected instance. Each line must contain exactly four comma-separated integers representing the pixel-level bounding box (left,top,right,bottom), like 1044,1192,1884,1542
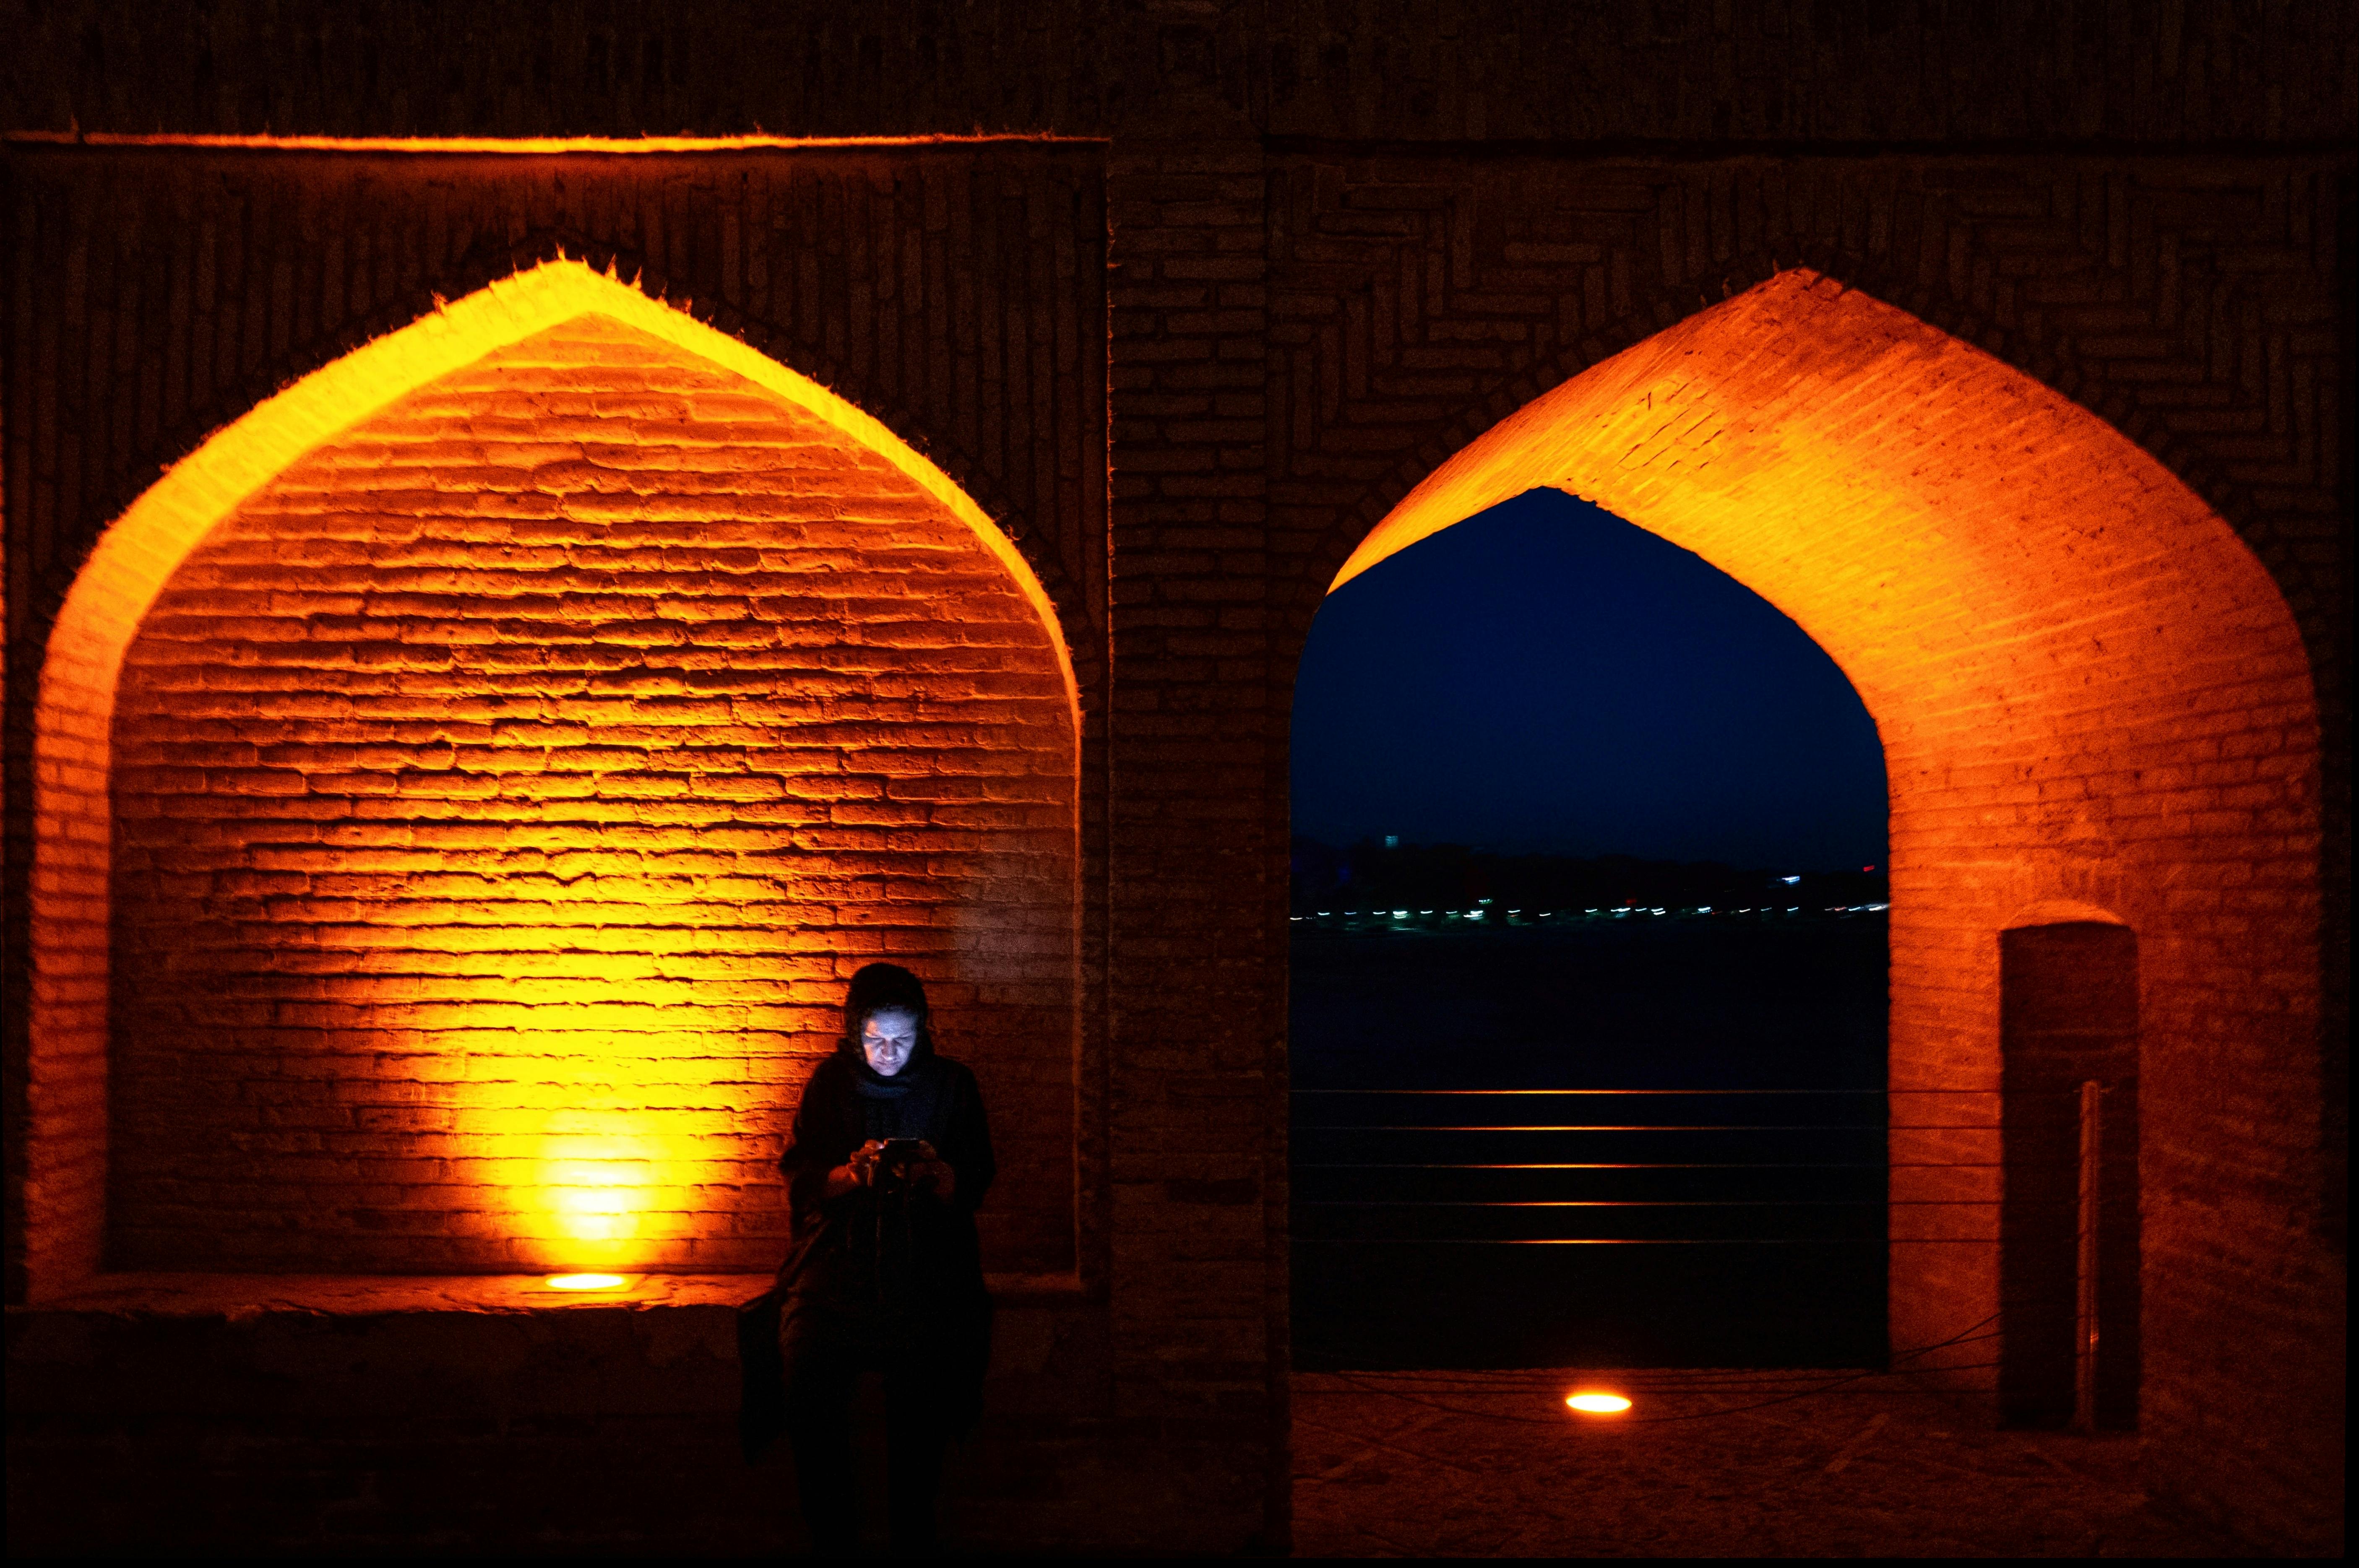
1291,489,1888,872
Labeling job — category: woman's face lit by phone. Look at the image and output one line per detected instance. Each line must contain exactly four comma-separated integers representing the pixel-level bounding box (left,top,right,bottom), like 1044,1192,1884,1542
862,1008,920,1077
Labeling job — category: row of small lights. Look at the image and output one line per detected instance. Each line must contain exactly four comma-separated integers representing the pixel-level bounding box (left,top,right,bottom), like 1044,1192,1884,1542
1291,903,1888,921
1291,871,1867,1415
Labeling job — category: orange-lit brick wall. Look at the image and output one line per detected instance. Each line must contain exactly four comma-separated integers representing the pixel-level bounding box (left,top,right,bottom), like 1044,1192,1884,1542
105,316,1077,1274
2,40,2346,1548
1309,269,2330,1540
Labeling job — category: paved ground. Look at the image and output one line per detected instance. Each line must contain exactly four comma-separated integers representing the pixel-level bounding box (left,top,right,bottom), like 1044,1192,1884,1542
1291,1370,2243,1558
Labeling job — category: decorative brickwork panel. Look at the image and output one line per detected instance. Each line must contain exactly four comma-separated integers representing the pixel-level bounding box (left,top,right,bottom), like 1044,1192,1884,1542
0,144,1108,648
1266,156,2347,645
106,318,1078,1274
8,2,2354,145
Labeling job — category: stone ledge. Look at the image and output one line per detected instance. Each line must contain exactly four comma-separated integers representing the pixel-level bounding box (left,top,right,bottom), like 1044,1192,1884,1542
19,1271,763,1316
6,1270,1110,1429
17,1269,1088,1316
4,1268,1162,1554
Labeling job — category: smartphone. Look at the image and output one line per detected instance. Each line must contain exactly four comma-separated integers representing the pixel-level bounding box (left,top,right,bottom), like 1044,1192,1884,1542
879,1138,926,1168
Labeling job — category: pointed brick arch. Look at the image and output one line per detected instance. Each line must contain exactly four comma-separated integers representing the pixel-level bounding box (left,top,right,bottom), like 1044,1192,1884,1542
25,259,1080,1292
1303,271,2321,1418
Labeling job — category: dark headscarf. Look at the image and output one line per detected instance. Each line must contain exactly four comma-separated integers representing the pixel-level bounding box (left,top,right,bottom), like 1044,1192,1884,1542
741,961,993,1458
839,962,937,1095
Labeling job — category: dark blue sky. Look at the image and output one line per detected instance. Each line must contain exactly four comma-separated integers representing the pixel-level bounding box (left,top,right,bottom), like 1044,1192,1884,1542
1290,490,1887,872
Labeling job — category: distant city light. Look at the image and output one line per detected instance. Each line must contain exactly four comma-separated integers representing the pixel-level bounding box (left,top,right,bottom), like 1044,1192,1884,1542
1780,875,1802,885
1566,1391,1633,1415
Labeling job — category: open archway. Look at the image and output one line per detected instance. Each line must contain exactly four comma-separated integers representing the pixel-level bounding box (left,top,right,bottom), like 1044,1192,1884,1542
1302,270,2322,1403
1288,487,1894,1370
26,260,1080,1290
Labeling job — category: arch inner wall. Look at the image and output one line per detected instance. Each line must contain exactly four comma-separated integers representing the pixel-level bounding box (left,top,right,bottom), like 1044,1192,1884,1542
1333,272,2323,1382
27,271,1081,1287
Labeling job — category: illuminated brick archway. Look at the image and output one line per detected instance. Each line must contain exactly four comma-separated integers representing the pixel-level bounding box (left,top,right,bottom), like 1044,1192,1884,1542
26,260,1080,1290
1311,270,2322,1405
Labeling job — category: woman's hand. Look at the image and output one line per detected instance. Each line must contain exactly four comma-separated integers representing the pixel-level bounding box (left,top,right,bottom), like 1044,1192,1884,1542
822,1139,953,1199
909,1140,956,1201
824,1140,889,1199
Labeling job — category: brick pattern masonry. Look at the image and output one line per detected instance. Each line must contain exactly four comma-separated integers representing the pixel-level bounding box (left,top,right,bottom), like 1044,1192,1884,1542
107,317,1078,1274
0,7,2347,1552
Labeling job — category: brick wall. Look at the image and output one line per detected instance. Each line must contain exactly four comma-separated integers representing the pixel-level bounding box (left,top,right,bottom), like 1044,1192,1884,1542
0,6,2349,1554
1104,136,1287,1548
107,317,1077,1274
6,1,2352,145
1,141,1110,1299
1298,270,2335,1546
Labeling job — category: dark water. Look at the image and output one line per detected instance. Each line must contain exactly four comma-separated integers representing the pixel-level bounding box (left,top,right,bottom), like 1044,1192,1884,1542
1289,917,1888,1369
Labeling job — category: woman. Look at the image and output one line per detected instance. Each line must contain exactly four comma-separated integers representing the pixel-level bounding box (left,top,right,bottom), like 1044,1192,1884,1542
774,962,994,1554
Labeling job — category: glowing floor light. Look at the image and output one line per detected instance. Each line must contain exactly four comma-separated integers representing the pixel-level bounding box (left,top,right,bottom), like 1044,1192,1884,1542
546,1273,628,1291
1566,1392,1633,1415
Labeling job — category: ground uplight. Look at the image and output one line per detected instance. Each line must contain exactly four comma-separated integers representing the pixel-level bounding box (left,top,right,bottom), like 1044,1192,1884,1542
546,1273,628,1291
1566,1392,1633,1414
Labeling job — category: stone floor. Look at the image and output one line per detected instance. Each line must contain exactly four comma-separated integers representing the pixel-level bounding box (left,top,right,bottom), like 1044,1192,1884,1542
1291,1370,2244,1558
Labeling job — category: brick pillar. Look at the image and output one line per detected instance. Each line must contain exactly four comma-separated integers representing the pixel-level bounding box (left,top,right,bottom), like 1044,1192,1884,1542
1104,136,1285,1552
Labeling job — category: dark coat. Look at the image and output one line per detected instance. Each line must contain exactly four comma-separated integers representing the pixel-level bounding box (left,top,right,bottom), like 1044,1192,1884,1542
776,1049,995,1318
739,1046,995,1459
